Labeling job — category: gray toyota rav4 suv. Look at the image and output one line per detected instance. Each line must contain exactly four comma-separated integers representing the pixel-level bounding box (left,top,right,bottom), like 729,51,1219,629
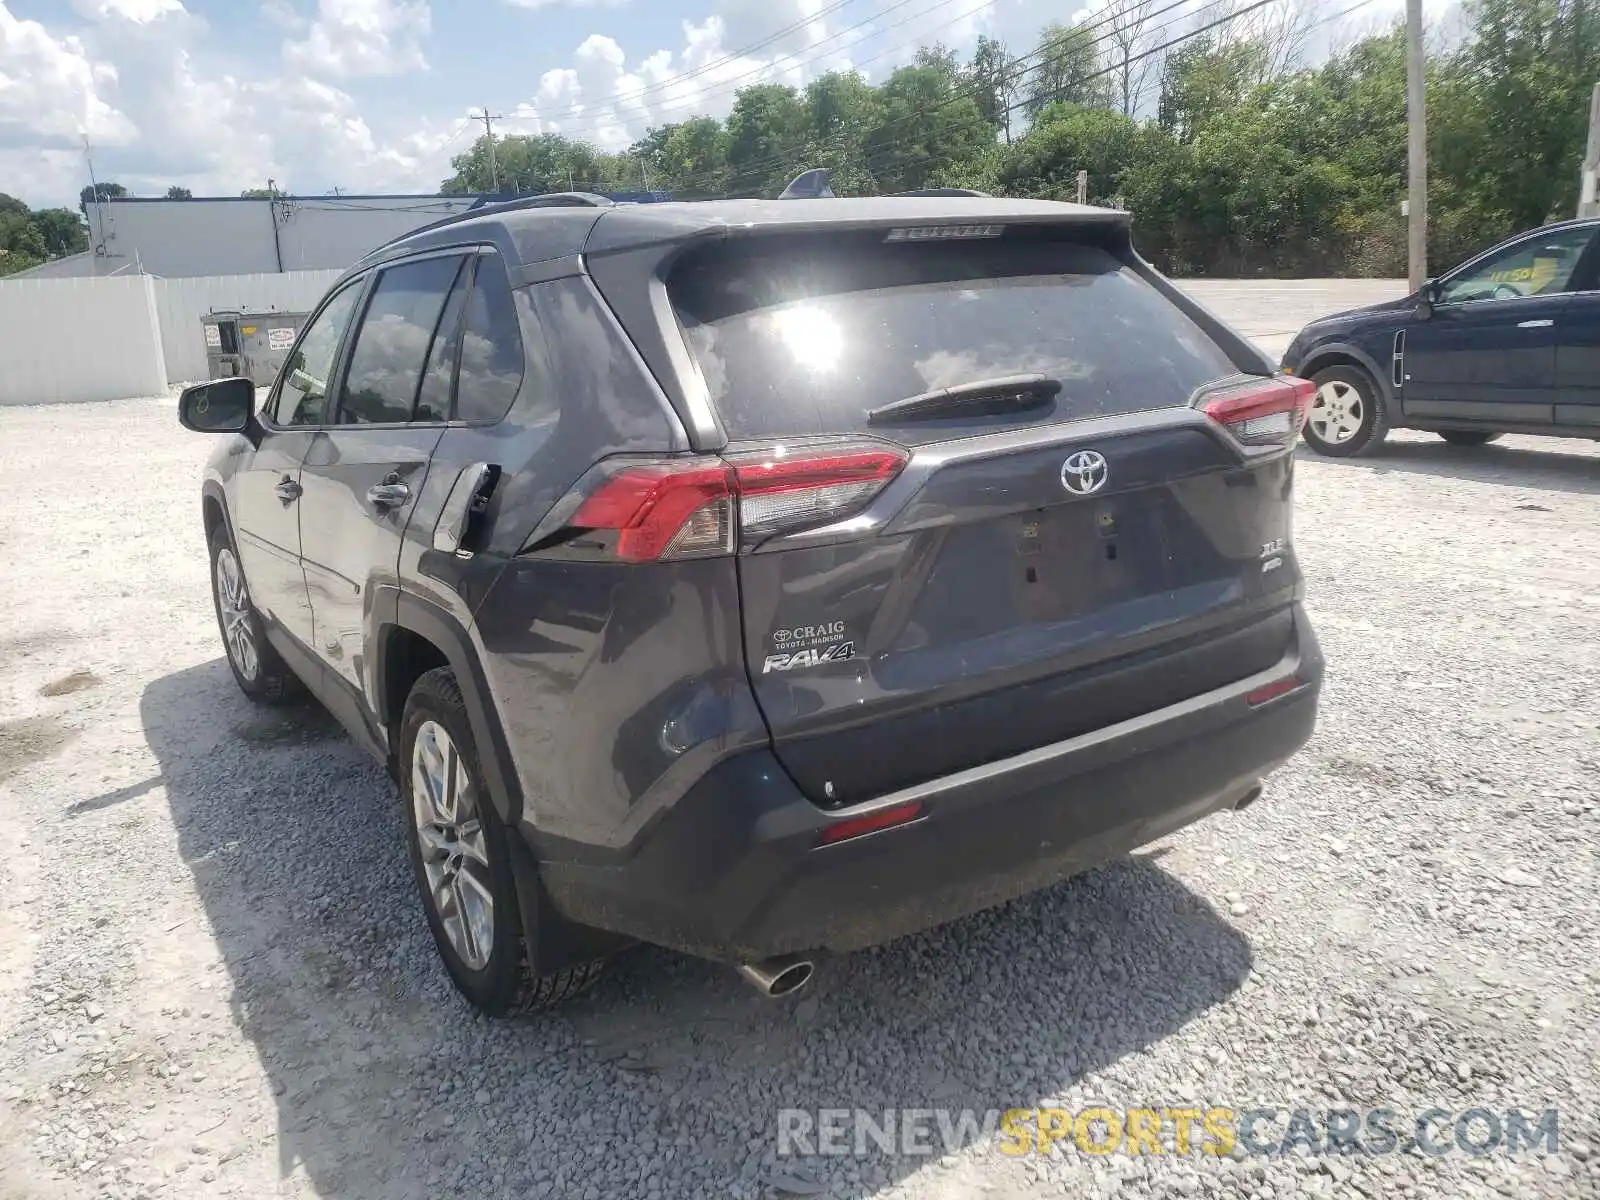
178,191,1322,1015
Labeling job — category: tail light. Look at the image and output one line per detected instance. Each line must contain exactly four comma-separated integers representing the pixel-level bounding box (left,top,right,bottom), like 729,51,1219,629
543,442,908,563
1201,375,1315,448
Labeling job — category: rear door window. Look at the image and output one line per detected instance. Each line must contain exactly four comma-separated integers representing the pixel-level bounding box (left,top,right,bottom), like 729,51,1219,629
454,252,525,423
413,259,471,423
338,254,465,425
671,237,1238,444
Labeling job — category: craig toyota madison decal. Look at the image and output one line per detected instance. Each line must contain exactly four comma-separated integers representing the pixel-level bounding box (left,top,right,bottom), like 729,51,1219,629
764,621,856,674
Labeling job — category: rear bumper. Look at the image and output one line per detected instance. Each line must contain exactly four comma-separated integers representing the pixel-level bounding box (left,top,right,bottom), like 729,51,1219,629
536,604,1322,962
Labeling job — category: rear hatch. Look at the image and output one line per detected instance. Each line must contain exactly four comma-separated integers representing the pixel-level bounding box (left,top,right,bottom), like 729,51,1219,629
607,221,1306,808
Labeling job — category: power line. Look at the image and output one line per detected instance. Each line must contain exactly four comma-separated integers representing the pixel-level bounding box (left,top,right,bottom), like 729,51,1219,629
675,0,1337,198
844,0,1388,198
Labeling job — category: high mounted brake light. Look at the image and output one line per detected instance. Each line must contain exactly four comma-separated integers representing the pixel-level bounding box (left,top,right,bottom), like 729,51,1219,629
884,224,1004,242
558,443,908,563
1201,376,1315,448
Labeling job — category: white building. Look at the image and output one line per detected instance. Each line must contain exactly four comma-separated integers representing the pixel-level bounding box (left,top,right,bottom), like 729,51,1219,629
17,194,483,280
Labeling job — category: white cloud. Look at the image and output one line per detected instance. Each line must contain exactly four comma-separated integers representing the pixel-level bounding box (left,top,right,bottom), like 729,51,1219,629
496,2,890,152
283,0,431,78
70,0,186,21
506,0,627,8
0,0,1004,208
0,2,136,150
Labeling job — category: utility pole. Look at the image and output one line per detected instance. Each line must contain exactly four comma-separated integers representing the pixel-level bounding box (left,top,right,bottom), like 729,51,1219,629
1579,83,1600,217
1405,0,1428,290
82,136,105,275
1076,170,1088,205
479,106,500,194
639,156,651,192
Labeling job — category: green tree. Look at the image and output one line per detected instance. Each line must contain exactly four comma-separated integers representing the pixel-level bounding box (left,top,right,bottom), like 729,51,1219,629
641,118,731,197
1022,22,1114,118
166,185,193,199
1156,36,1266,143
30,209,88,259
79,181,126,214
967,35,1018,142
864,64,995,193
801,72,881,194
441,132,624,195
0,210,47,276
724,84,809,195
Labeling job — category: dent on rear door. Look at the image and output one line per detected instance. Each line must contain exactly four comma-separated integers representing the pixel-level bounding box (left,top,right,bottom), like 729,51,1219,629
298,426,445,700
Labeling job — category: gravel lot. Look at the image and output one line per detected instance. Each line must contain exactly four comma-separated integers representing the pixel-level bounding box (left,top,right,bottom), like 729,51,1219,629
1,278,1597,1200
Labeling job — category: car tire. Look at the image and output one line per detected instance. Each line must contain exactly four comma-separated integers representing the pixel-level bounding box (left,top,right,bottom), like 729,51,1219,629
1438,431,1502,447
208,524,298,704
1303,365,1390,458
400,667,605,1016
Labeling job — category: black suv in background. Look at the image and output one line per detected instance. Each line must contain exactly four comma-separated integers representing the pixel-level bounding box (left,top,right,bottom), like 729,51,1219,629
1285,217,1600,456
180,192,1323,1015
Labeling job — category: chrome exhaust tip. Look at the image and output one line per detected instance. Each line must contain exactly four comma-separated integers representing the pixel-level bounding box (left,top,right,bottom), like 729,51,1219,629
736,954,815,998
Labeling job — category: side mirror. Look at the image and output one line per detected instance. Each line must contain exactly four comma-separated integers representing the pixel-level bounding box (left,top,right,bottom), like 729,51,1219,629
1414,279,1439,320
178,377,255,434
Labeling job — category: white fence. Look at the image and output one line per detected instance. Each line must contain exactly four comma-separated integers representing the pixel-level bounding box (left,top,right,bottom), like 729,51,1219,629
0,276,168,405
152,270,341,385
0,269,343,406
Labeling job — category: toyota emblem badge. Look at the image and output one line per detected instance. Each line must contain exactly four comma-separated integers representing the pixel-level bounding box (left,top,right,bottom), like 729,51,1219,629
1060,450,1109,496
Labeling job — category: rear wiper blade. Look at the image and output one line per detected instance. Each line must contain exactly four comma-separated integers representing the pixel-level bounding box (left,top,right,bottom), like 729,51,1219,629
866,374,1061,424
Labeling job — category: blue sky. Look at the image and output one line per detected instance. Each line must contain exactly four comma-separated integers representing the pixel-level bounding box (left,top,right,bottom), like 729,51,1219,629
0,0,1419,208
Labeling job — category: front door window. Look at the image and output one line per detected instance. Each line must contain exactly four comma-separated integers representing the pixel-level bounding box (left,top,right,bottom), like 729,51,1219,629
1438,228,1595,305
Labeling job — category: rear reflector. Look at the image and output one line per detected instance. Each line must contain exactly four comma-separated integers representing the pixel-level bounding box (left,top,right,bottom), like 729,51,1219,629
1202,376,1315,447
817,799,926,845
562,443,907,563
1246,676,1304,706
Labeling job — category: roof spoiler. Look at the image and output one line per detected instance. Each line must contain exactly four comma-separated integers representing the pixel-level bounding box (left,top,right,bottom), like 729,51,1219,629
778,169,835,199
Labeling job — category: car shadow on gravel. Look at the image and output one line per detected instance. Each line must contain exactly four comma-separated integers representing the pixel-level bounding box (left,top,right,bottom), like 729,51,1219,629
1297,439,1600,495
144,659,1253,1200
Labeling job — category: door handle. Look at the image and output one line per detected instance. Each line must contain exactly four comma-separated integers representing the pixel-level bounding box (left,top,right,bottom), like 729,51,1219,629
1517,318,1554,328
274,476,302,502
366,480,411,509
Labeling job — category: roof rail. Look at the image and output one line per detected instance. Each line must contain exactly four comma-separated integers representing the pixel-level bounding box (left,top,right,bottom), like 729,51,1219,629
471,192,615,211
891,187,992,197
358,191,616,263
778,168,835,199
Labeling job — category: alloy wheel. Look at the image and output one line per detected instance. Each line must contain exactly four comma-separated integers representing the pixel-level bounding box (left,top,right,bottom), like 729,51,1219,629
1309,380,1366,445
215,546,260,683
411,720,495,971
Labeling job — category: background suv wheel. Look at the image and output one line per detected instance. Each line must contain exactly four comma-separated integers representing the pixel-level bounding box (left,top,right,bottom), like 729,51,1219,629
208,524,296,704
399,667,605,1016
1303,365,1390,457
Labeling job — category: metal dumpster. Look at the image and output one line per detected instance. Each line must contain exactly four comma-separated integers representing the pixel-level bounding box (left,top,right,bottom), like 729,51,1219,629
201,310,306,388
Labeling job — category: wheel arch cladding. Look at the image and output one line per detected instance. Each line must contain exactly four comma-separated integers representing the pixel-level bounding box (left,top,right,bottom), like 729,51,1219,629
201,484,228,539
1302,346,1390,400
380,593,524,830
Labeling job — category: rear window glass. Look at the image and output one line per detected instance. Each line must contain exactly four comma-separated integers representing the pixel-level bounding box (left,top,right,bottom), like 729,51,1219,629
671,238,1237,443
